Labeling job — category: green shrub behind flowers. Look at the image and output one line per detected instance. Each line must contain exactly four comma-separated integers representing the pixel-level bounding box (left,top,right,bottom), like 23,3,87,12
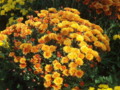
0,8,110,90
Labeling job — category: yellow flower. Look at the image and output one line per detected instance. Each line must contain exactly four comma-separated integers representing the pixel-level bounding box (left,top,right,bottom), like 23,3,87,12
67,52,78,60
71,23,79,29
98,84,109,89
52,72,60,78
61,28,69,35
88,87,95,90
50,45,57,52
86,53,94,61
48,33,57,40
69,68,77,76
76,35,84,42
45,64,53,72
43,51,52,59
61,57,69,64
75,58,84,65
78,53,85,59
69,33,77,38
113,35,120,40
48,8,57,13
63,46,71,53
0,41,4,46
68,62,77,68
94,41,102,47
0,10,5,15
80,46,89,53
62,69,69,76
44,74,52,81
53,62,61,70
63,38,72,46
52,85,62,90
114,86,120,90
53,77,63,86
78,41,87,47
20,57,26,64
44,81,51,88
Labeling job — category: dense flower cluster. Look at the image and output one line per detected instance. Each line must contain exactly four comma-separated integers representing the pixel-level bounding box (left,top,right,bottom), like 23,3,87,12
113,34,120,40
0,0,33,26
1,8,110,89
78,0,120,19
89,84,120,90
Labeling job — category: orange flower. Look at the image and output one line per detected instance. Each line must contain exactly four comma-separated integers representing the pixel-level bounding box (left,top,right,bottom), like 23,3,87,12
52,85,62,90
39,24,48,30
20,43,32,55
78,53,85,59
52,72,60,78
61,57,69,64
53,62,61,70
41,44,50,51
19,63,27,69
43,51,52,59
14,41,22,48
50,18,60,24
34,63,41,69
9,52,15,57
44,81,51,88
62,69,69,76
75,70,84,78
60,65,67,71
44,74,52,81
53,77,63,86
14,56,21,63
45,65,53,72
68,62,77,68
50,45,57,52
31,46,39,53
75,58,84,65
86,53,94,61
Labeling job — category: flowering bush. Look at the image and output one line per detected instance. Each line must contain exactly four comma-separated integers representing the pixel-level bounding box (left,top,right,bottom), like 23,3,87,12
1,8,110,89
76,0,120,20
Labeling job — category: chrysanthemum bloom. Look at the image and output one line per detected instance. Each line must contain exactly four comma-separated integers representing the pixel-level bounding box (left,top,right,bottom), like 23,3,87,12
45,64,53,72
53,77,63,86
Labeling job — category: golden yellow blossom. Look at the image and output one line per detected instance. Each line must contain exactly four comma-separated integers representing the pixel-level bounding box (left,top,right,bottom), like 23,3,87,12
53,77,63,86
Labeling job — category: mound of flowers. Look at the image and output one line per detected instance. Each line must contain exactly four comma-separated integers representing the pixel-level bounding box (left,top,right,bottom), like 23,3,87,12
1,8,110,89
